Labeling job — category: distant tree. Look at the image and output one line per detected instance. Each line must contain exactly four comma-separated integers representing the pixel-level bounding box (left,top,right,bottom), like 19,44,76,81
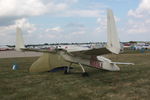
44,43,49,45
129,41,137,44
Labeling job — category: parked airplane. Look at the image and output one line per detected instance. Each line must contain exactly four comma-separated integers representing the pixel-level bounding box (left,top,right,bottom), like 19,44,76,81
15,9,134,76
0,45,13,51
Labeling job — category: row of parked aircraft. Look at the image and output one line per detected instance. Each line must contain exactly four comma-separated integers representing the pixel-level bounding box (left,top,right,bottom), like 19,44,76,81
0,45,13,51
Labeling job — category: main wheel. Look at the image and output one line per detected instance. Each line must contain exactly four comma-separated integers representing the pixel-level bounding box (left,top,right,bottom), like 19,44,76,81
82,72,89,77
64,69,71,74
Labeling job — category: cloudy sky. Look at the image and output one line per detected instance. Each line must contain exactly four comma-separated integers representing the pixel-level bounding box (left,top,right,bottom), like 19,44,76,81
0,0,149,45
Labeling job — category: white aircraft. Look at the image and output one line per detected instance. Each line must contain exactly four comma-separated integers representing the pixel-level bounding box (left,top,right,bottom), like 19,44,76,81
0,45,12,51
15,9,134,76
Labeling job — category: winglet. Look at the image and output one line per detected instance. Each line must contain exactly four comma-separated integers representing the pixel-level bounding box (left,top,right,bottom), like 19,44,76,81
106,9,121,54
15,27,25,51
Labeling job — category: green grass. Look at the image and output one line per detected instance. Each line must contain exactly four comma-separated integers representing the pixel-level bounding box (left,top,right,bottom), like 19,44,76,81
0,52,150,100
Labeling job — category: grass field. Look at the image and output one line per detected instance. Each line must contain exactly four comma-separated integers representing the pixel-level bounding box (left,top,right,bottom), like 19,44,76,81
0,51,150,100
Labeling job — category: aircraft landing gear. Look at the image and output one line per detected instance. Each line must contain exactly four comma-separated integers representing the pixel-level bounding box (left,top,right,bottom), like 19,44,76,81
82,72,89,77
78,63,89,77
64,63,89,77
64,69,70,74
64,63,72,74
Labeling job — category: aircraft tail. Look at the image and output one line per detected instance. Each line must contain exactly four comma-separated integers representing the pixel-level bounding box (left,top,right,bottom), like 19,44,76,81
106,9,121,54
15,27,25,51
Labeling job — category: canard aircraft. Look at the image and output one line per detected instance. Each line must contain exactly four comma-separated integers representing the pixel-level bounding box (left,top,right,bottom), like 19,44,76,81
15,9,134,76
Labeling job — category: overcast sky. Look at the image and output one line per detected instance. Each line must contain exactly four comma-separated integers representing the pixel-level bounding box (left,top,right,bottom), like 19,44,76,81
0,0,149,45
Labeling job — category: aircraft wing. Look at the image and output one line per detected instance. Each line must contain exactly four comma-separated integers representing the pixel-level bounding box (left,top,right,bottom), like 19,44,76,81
16,9,120,57
68,9,121,56
15,27,64,53
20,48,56,53
69,47,111,56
